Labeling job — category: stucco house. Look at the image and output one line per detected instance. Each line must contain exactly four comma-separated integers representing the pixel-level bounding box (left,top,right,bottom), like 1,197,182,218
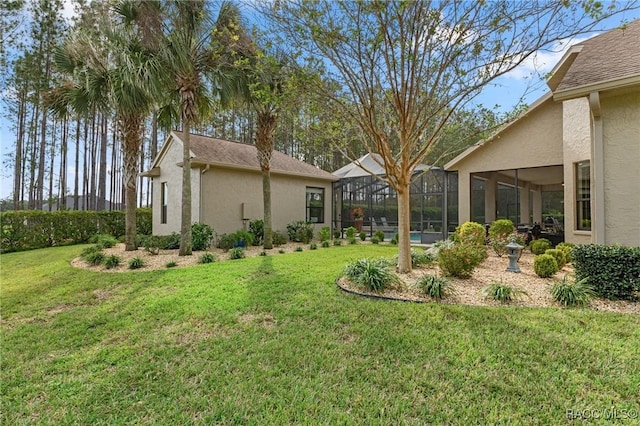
142,131,337,236
445,20,640,247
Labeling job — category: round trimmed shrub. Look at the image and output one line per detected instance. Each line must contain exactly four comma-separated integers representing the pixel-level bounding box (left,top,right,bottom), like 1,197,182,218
455,221,486,246
545,248,566,269
488,219,514,239
534,254,558,278
437,241,486,278
530,238,552,255
374,230,385,242
555,242,575,263
229,248,245,260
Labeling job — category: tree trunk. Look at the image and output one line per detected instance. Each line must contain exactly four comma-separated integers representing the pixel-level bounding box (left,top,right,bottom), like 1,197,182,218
97,114,108,210
396,182,412,273
120,114,143,251
13,88,26,210
257,110,277,250
59,117,68,210
74,117,80,210
179,122,192,256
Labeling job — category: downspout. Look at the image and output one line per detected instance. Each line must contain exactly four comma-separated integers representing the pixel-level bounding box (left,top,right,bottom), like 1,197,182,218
589,92,605,244
200,164,210,225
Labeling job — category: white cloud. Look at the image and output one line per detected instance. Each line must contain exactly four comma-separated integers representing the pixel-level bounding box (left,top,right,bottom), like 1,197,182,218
503,35,594,80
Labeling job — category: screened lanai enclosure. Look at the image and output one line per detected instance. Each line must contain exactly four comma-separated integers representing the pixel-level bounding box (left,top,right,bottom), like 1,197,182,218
332,154,458,244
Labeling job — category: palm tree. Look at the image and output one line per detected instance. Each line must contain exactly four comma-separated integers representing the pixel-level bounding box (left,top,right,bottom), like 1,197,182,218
52,5,159,251
154,0,250,256
244,51,290,249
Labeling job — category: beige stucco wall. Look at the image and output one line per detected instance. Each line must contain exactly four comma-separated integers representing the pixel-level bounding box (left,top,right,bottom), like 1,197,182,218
561,97,592,244
450,98,564,223
199,166,334,236
601,91,640,247
151,138,200,235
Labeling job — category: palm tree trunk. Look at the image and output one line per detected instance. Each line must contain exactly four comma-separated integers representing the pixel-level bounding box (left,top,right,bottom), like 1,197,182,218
120,114,144,251
256,110,277,249
179,121,192,256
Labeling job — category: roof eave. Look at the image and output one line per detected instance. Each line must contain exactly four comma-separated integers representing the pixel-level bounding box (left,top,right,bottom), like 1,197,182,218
191,159,338,181
553,74,640,101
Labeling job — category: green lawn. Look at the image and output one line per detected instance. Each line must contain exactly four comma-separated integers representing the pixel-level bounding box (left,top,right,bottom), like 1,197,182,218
2,245,639,425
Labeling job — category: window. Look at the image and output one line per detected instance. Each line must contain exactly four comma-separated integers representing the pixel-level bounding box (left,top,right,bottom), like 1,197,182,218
161,182,168,224
575,161,591,231
306,187,324,223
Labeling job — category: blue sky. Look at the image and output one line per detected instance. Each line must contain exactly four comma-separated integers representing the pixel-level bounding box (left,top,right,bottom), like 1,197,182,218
1,5,639,200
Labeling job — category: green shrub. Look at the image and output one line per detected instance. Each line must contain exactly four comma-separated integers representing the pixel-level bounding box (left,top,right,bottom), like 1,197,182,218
349,237,357,245
333,230,341,239
487,220,517,258
488,219,514,240
165,261,177,268
103,255,121,269
318,227,331,242
483,281,527,303
533,254,558,278
85,250,105,266
217,234,235,252
248,220,264,245
551,275,595,307
411,248,434,267
454,221,486,246
371,237,380,244
419,275,451,301
233,230,254,247
572,244,640,300
272,231,288,246
142,235,162,255
374,230,385,242
286,221,313,243
191,223,214,251
437,241,486,278
278,249,285,254
89,234,118,249
309,242,317,250
545,249,566,269
198,252,216,264
530,238,552,255
259,251,267,256
345,226,357,239
321,241,330,248
359,231,367,241
343,258,399,292
295,246,303,252
128,257,145,270
555,242,575,263
229,248,245,260
333,239,342,246
81,245,102,259
390,238,397,245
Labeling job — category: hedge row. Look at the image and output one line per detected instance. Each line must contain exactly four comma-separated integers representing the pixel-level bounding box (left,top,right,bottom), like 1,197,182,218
572,244,640,300
0,209,152,253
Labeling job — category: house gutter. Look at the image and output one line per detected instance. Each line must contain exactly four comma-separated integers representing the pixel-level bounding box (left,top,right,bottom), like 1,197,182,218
589,91,605,244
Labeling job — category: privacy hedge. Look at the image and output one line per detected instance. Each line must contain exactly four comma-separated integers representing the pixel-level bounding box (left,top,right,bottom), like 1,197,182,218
0,208,152,253
572,244,640,300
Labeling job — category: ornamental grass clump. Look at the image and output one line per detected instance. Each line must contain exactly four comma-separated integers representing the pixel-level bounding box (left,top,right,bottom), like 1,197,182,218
128,257,145,270
550,275,595,307
418,275,451,301
103,254,121,269
198,252,216,264
343,258,399,292
229,248,245,260
533,254,558,278
483,280,528,303
410,248,434,267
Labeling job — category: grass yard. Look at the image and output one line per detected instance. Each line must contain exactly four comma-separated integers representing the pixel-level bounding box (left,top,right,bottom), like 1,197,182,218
2,244,639,424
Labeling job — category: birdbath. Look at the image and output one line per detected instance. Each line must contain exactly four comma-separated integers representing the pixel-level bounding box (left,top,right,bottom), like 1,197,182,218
505,237,524,273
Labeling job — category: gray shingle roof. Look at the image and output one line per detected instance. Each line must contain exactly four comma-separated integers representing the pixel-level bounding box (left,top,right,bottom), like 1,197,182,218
555,20,640,92
172,132,337,181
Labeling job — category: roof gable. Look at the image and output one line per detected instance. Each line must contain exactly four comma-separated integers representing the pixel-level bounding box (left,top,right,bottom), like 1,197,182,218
551,20,640,96
167,132,336,181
